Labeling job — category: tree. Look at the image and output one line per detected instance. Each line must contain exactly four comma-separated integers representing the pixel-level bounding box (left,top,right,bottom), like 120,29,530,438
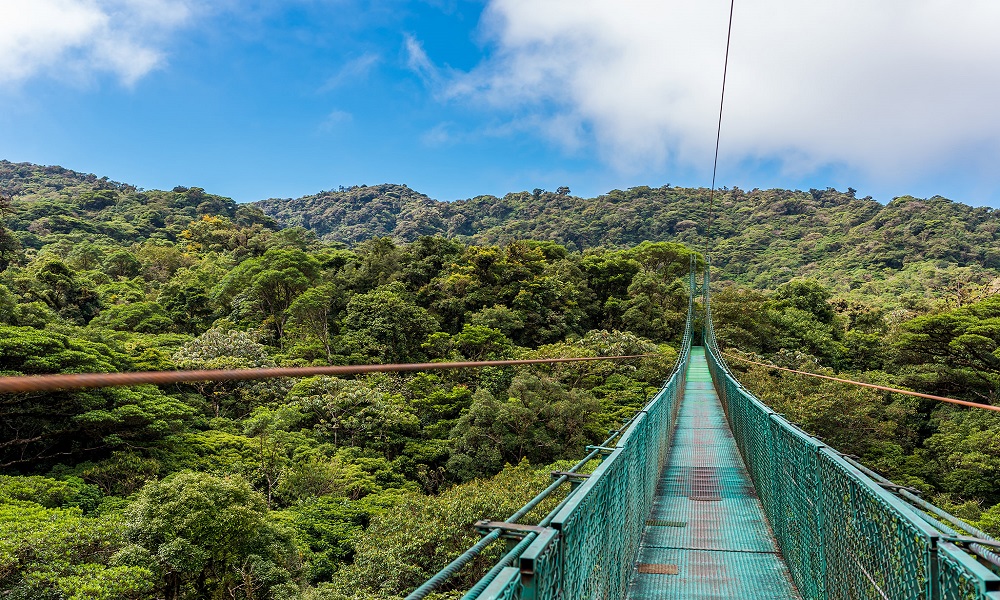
172,326,286,418
447,375,601,480
126,471,296,600
159,265,223,333
581,250,641,329
104,250,142,279
0,284,15,324
66,242,105,271
627,241,697,279
322,462,565,596
0,488,156,600
22,258,102,324
0,325,193,469
774,279,836,324
0,190,20,271
397,236,464,290
894,295,1000,403
351,237,401,289
135,242,192,282
215,249,321,343
179,215,270,258
291,377,419,457
92,300,173,333
341,282,439,363
286,284,346,363
621,271,688,342
280,495,372,583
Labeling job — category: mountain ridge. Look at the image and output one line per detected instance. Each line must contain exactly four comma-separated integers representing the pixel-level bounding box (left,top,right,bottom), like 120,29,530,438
4,159,999,300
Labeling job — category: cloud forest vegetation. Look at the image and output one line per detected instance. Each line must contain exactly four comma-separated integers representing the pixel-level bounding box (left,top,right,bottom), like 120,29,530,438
0,160,998,599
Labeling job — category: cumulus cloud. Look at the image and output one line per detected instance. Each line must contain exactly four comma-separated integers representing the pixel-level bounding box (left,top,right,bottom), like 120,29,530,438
451,0,1000,184
0,0,192,86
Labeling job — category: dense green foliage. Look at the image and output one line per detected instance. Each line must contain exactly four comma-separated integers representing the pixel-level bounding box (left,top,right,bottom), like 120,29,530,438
0,161,691,599
255,183,1000,306
1,159,999,597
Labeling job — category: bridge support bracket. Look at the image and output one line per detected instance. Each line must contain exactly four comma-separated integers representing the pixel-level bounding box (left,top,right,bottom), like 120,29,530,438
876,481,923,495
585,445,616,456
550,470,590,481
474,520,550,540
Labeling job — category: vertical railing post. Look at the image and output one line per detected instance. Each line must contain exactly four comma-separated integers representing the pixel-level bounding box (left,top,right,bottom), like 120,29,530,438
928,539,940,600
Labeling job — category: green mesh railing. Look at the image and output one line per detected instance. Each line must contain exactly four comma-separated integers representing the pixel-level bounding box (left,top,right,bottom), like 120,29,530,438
409,266,697,600
702,265,1000,600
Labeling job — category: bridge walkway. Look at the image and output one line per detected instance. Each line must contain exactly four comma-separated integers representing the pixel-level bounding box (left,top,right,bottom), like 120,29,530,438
626,347,801,599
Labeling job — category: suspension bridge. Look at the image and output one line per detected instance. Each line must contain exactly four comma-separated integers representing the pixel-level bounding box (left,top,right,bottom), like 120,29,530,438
408,266,1000,600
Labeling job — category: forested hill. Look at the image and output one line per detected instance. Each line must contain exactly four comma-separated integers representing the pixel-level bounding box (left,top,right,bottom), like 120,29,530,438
4,160,1000,301
257,183,1000,299
0,161,277,248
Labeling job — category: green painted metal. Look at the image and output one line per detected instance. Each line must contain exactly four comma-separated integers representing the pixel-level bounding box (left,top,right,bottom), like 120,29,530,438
703,263,1000,600
625,347,801,599
479,567,521,600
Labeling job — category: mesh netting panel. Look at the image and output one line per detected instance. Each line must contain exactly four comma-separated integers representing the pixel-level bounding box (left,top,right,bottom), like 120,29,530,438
543,367,687,600
704,268,999,600
474,276,696,600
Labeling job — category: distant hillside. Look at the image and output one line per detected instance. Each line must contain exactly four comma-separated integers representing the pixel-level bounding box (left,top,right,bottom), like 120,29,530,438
256,184,1000,300
4,159,999,302
0,160,275,248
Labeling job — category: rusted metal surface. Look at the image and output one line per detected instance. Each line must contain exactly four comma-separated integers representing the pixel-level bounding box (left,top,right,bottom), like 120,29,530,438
646,520,686,528
0,354,656,394
688,467,722,501
638,564,679,575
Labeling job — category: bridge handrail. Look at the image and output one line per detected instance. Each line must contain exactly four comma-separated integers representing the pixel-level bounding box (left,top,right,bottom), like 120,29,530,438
702,262,1000,600
408,263,698,600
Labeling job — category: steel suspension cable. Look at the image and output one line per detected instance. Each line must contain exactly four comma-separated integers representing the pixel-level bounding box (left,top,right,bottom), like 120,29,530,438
0,354,658,394
719,350,1000,413
705,0,736,258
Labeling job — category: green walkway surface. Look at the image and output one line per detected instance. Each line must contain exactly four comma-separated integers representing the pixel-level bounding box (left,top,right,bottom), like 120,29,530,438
626,347,801,599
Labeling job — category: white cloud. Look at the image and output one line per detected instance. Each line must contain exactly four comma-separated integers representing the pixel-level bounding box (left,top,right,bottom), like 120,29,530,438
0,0,192,86
321,53,381,91
452,0,1000,185
404,33,441,87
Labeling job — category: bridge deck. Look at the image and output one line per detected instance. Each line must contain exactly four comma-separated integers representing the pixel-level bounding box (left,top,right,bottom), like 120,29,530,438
626,347,801,599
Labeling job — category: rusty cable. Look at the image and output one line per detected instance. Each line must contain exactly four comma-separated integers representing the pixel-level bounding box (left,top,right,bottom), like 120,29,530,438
719,350,1000,413
0,354,660,394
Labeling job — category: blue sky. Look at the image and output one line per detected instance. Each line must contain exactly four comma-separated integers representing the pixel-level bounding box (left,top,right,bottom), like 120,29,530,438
2,0,1000,207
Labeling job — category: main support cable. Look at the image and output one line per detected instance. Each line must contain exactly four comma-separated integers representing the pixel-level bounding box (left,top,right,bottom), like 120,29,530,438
0,354,657,394
705,0,736,257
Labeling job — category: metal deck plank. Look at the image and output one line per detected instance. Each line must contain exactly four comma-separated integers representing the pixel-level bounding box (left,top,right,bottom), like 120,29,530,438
625,347,801,599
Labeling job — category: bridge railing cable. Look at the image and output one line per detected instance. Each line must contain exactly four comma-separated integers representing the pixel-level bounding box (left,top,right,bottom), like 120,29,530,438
702,258,1000,600
408,262,699,600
